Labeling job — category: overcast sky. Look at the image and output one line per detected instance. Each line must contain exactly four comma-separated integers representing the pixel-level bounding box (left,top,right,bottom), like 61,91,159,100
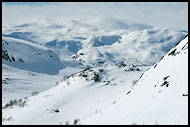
2,2,188,30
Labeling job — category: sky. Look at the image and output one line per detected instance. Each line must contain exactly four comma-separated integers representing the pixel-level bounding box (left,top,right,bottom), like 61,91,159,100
2,2,188,30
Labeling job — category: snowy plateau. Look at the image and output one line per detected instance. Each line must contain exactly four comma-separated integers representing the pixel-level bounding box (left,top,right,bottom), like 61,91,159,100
2,17,188,125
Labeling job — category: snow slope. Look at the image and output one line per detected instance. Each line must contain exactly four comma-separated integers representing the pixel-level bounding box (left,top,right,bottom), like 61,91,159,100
2,64,84,104
2,64,61,104
2,65,149,125
2,35,188,125
2,36,65,75
83,35,188,125
1,35,85,103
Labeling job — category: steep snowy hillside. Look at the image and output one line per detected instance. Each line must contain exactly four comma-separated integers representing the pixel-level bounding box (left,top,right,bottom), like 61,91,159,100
83,35,188,125
2,35,188,125
2,36,64,75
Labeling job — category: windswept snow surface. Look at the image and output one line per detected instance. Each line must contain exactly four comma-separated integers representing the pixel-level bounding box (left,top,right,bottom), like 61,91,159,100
2,17,188,125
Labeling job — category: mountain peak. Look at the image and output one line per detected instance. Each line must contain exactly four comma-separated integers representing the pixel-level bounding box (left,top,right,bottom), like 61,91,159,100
88,16,153,30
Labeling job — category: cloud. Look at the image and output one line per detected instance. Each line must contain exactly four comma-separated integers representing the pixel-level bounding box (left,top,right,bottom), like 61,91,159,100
2,2,188,30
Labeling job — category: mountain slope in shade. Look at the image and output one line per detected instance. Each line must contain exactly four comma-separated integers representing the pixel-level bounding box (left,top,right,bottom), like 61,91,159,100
2,36,65,75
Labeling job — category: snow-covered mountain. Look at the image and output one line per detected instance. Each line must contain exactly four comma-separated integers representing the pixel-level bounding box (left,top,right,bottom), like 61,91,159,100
87,17,153,30
82,35,188,125
73,27,187,67
3,17,187,69
2,34,188,124
2,17,188,125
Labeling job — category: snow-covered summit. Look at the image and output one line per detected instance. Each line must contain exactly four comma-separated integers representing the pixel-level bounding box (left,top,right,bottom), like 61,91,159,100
87,16,153,30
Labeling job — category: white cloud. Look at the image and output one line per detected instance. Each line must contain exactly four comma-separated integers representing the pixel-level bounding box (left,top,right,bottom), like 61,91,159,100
2,2,188,30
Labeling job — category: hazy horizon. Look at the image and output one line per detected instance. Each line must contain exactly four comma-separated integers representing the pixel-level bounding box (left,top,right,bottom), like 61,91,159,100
2,2,188,30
